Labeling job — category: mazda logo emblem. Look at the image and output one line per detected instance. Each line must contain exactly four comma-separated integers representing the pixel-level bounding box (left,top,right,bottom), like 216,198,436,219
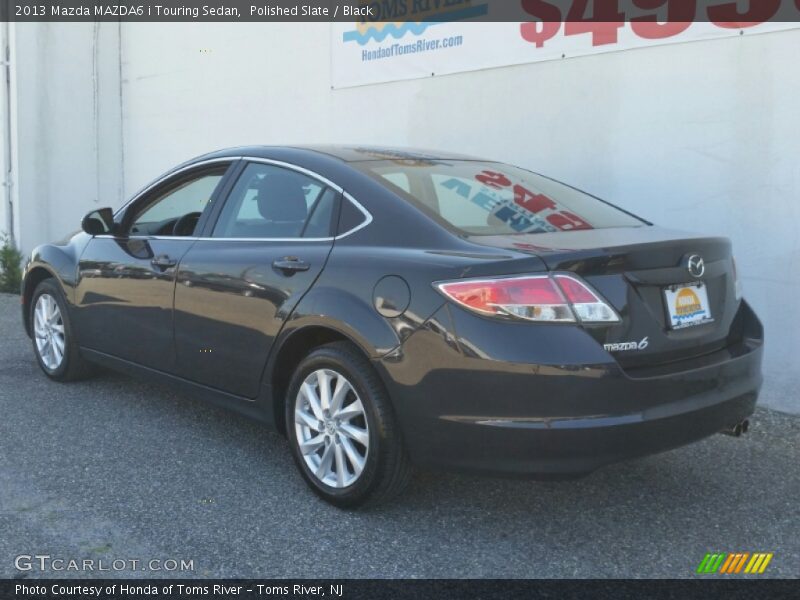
687,255,705,278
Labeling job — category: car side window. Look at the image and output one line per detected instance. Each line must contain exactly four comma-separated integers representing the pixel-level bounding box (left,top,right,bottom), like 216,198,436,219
212,163,337,239
129,168,226,237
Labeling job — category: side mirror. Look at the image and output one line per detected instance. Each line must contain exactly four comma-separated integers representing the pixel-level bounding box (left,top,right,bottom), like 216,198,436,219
81,208,115,236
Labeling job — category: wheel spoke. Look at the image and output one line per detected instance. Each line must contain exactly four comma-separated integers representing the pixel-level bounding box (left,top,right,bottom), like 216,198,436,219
340,436,365,477
336,398,365,422
34,304,45,333
46,296,55,321
315,443,335,480
295,407,320,431
37,309,48,337
330,377,351,416
51,337,64,364
340,423,368,446
51,322,65,335
300,382,324,420
334,443,346,487
316,370,332,412
48,341,58,367
299,433,326,456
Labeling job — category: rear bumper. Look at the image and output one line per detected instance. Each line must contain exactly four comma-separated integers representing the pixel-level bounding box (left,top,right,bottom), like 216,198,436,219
377,302,763,477
408,383,759,477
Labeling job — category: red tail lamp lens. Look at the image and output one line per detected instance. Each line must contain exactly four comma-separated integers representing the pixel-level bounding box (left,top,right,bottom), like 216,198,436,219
553,275,600,303
438,277,563,315
437,274,620,324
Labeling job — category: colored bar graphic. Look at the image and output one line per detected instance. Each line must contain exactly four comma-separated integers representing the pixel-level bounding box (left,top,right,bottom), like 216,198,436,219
697,553,727,573
759,554,774,573
734,553,750,573
719,553,749,574
699,552,774,574
744,553,774,574
719,554,736,574
696,554,712,573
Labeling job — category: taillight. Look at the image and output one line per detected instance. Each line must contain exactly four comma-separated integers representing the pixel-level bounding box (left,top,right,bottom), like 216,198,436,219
553,275,620,323
732,257,743,301
435,274,620,324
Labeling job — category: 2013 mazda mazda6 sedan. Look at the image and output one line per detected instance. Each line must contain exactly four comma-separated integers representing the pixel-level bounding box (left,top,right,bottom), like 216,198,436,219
21,145,763,507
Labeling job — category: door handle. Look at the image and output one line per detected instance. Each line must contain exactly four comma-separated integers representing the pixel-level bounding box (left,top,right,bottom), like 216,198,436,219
151,254,177,270
272,257,311,275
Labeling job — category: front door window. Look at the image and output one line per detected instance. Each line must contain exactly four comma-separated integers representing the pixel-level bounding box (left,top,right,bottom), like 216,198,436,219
129,169,226,237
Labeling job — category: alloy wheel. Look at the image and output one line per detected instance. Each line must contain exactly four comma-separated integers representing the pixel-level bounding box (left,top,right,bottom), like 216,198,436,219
34,293,66,371
294,369,370,488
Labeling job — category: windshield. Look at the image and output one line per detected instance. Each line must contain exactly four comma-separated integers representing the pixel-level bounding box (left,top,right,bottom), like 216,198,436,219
356,159,645,235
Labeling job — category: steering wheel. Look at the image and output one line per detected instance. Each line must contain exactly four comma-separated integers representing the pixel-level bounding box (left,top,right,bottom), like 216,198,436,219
172,212,202,237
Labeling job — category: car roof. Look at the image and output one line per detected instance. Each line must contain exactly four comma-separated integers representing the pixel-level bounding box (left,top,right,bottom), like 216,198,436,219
201,144,488,163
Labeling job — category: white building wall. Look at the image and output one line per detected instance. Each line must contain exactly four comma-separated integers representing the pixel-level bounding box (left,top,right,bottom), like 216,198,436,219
13,22,123,250
11,23,800,412
0,22,12,242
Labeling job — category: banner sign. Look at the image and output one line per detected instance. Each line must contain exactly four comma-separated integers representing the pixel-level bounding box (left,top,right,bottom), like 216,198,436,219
332,2,800,88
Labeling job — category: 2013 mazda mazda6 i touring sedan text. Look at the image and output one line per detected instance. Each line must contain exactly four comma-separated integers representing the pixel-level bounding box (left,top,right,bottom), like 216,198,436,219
21,146,763,507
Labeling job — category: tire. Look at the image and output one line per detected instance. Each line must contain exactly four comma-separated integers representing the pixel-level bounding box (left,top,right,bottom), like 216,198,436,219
285,341,412,508
30,278,95,382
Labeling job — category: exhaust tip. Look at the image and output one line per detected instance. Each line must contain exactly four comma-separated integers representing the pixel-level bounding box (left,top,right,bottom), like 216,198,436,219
721,419,749,437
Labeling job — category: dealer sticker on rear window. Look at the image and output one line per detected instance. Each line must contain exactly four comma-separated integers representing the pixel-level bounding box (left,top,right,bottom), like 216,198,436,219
664,283,714,329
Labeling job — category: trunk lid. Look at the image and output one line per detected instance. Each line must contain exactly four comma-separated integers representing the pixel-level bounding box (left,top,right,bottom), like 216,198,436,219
468,226,740,370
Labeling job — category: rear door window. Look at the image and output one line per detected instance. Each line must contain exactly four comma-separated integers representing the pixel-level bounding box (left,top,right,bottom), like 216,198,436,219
212,163,337,239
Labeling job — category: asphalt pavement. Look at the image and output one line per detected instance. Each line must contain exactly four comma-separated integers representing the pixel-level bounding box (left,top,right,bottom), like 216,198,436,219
1,293,798,579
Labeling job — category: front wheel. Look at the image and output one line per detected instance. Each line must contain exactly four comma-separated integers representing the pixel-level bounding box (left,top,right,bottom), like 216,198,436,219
30,279,95,382
285,342,411,508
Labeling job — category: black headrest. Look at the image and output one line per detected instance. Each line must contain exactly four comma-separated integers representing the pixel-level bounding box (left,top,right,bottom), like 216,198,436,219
255,172,308,222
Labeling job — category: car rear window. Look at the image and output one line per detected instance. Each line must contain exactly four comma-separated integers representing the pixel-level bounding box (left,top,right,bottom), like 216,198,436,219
355,160,645,235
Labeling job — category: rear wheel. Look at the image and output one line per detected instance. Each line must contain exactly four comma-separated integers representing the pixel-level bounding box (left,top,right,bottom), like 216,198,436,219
30,279,94,382
285,342,411,508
